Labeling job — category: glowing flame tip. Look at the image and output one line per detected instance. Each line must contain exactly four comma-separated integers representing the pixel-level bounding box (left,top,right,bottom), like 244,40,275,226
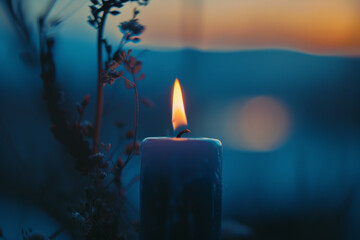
172,78,188,131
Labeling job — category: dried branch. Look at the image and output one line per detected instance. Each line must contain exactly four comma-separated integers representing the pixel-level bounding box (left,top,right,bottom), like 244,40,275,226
93,7,109,154
2,0,150,239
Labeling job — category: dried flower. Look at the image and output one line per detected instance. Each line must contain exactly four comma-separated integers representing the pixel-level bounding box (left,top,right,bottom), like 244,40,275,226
100,142,111,152
88,152,105,163
138,73,145,80
108,60,119,70
82,94,90,107
119,19,144,36
101,69,124,85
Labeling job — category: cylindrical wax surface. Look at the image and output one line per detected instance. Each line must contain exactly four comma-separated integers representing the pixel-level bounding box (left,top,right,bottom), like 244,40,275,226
140,137,222,240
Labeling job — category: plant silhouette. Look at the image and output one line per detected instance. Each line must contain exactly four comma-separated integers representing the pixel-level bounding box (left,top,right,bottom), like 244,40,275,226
1,0,150,239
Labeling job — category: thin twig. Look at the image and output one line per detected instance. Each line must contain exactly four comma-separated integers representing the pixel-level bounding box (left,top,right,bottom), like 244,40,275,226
122,174,140,193
93,8,109,153
102,81,120,117
107,136,125,162
122,73,139,169
48,226,65,239
118,32,129,50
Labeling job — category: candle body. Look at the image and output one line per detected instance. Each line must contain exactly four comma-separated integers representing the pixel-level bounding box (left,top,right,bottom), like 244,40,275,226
140,137,222,240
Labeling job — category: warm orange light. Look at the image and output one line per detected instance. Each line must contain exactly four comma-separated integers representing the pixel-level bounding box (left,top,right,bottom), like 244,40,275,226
172,78,188,131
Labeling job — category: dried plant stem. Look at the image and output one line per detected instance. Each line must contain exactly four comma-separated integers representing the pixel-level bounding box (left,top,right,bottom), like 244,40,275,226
93,9,109,153
118,32,128,50
103,74,139,190
123,74,139,169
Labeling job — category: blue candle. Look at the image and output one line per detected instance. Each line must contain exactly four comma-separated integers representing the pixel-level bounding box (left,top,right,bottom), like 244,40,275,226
140,79,223,240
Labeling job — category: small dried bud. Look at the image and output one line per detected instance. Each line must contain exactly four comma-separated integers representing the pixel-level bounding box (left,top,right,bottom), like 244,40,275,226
81,126,88,135
121,50,127,59
129,56,136,66
116,157,124,168
138,73,145,80
108,60,120,70
134,142,140,155
82,94,90,108
126,130,134,139
125,144,132,155
101,142,111,152
133,62,142,74
82,121,94,137
76,103,82,113
124,142,140,155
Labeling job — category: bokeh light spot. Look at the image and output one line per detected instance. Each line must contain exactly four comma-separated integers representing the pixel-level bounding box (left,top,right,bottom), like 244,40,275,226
225,96,291,151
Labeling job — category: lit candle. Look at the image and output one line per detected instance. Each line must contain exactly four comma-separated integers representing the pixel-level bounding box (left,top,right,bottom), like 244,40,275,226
140,79,222,240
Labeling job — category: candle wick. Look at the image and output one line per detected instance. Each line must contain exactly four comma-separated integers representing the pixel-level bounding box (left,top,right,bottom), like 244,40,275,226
176,129,191,138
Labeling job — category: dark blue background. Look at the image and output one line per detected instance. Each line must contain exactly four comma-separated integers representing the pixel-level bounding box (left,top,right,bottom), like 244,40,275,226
1,21,360,239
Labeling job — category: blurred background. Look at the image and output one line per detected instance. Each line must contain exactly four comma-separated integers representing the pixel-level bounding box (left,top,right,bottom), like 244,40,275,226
1,0,360,239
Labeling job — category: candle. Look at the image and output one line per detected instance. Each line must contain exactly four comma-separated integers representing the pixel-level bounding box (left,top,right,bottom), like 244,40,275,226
140,79,222,240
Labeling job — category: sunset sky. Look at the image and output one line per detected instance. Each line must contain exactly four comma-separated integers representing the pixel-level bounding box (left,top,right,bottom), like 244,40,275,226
135,0,360,55
1,0,360,56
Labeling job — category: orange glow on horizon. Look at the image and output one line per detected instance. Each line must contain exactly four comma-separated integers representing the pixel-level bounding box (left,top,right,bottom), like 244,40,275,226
172,79,188,131
62,0,360,56
134,0,360,56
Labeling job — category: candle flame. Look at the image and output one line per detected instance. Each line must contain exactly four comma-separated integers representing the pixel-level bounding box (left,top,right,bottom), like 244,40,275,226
172,78,188,131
